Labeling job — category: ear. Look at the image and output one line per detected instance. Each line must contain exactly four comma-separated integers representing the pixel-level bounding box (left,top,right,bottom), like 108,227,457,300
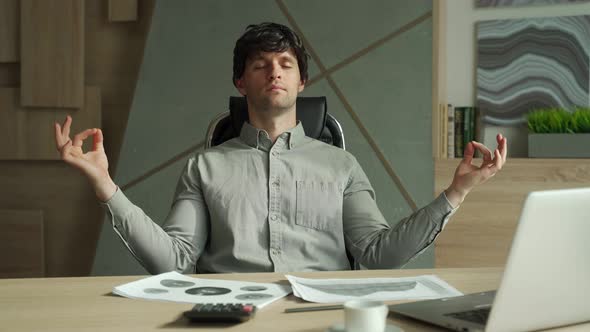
298,79,305,93
235,78,247,96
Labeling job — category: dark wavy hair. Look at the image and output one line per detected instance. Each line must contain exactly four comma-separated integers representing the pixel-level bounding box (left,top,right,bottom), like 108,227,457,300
232,22,310,87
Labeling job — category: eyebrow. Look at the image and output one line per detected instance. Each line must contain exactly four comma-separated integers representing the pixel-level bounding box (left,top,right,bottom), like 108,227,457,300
250,53,296,62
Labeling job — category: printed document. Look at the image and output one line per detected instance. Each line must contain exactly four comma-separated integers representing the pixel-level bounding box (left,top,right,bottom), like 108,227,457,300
113,271,291,308
285,274,462,303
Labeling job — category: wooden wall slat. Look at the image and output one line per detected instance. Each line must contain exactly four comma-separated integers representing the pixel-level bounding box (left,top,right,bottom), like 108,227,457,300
0,163,102,277
21,0,84,108
0,87,101,160
0,0,154,277
0,0,19,62
0,209,44,278
435,158,590,268
0,63,19,85
108,0,138,22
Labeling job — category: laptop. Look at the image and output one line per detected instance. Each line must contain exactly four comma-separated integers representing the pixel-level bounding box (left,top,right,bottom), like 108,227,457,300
389,187,590,332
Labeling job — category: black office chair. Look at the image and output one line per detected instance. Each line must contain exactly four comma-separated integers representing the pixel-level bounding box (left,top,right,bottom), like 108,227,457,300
205,96,345,150
205,96,356,270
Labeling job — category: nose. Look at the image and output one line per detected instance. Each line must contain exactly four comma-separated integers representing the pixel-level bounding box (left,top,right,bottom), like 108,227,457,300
269,63,282,80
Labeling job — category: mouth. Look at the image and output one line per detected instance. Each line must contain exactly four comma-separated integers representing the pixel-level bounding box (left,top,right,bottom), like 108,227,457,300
267,85,286,92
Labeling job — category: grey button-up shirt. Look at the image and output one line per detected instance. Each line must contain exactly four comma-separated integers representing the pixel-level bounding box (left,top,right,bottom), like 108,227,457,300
104,122,457,274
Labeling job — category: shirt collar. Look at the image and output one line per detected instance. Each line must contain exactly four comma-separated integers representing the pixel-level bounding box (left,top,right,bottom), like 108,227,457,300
239,121,306,150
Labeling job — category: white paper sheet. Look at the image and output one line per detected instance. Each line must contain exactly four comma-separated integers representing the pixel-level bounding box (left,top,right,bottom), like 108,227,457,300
113,271,291,308
285,274,462,303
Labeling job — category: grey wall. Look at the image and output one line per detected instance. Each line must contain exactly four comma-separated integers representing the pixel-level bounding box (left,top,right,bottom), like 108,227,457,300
92,0,434,276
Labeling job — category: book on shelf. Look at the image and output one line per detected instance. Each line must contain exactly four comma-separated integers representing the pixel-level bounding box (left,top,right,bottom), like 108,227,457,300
464,106,471,155
453,106,478,158
447,104,454,158
435,103,448,159
440,103,448,159
436,104,478,159
454,106,464,158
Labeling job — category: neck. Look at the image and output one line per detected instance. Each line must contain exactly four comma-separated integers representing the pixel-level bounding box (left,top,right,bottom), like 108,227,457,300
247,107,297,143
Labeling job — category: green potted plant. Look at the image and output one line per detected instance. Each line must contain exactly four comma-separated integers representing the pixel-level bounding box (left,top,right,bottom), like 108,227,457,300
528,107,590,158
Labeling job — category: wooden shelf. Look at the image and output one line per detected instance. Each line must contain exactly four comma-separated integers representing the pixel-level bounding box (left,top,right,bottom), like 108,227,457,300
435,158,590,268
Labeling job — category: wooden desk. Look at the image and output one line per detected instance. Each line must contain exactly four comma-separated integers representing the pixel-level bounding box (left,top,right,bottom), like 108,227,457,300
1,268,588,331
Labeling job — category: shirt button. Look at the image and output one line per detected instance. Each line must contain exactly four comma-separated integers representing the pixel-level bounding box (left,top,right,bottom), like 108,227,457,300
272,151,278,157
270,215,277,221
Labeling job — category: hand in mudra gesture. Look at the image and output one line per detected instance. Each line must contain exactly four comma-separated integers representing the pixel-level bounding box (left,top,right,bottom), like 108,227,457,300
54,115,117,201
445,133,507,207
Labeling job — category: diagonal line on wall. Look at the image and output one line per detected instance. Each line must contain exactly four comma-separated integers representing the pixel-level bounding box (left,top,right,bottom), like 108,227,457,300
120,141,204,191
276,0,425,211
324,77,418,211
306,11,432,87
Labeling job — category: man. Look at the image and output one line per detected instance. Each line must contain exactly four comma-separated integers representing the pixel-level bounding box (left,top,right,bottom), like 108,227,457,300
54,23,507,274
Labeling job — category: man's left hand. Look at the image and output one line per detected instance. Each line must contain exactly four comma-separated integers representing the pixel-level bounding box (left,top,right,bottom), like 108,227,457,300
445,133,508,208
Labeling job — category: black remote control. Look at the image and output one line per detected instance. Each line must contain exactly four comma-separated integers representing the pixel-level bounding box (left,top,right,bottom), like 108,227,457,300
183,303,257,323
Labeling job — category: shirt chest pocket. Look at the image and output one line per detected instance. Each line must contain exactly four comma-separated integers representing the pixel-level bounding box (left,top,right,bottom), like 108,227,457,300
296,180,344,231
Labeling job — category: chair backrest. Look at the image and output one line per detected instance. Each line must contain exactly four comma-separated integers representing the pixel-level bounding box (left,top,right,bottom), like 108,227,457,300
205,96,345,149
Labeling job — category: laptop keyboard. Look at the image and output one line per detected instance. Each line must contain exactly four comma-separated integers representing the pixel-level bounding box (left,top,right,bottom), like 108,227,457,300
445,308,491,325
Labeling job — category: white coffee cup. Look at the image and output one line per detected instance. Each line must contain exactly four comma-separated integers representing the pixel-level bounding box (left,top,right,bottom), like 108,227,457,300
343,300,389,332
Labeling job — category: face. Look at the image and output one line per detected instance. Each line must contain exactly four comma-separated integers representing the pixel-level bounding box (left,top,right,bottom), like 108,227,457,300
235,49,305,114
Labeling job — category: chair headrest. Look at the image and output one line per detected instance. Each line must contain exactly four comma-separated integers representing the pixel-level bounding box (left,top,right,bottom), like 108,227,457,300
229,96,328,139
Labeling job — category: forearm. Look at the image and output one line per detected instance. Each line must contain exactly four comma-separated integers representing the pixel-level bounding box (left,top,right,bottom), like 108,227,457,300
354,212,441,269
94,177,118,202
102,189,205,274
444,185,467,209
346,193,455,269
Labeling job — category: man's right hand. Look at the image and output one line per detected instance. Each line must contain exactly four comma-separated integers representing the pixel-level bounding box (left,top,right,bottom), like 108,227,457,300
54,115,117,202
